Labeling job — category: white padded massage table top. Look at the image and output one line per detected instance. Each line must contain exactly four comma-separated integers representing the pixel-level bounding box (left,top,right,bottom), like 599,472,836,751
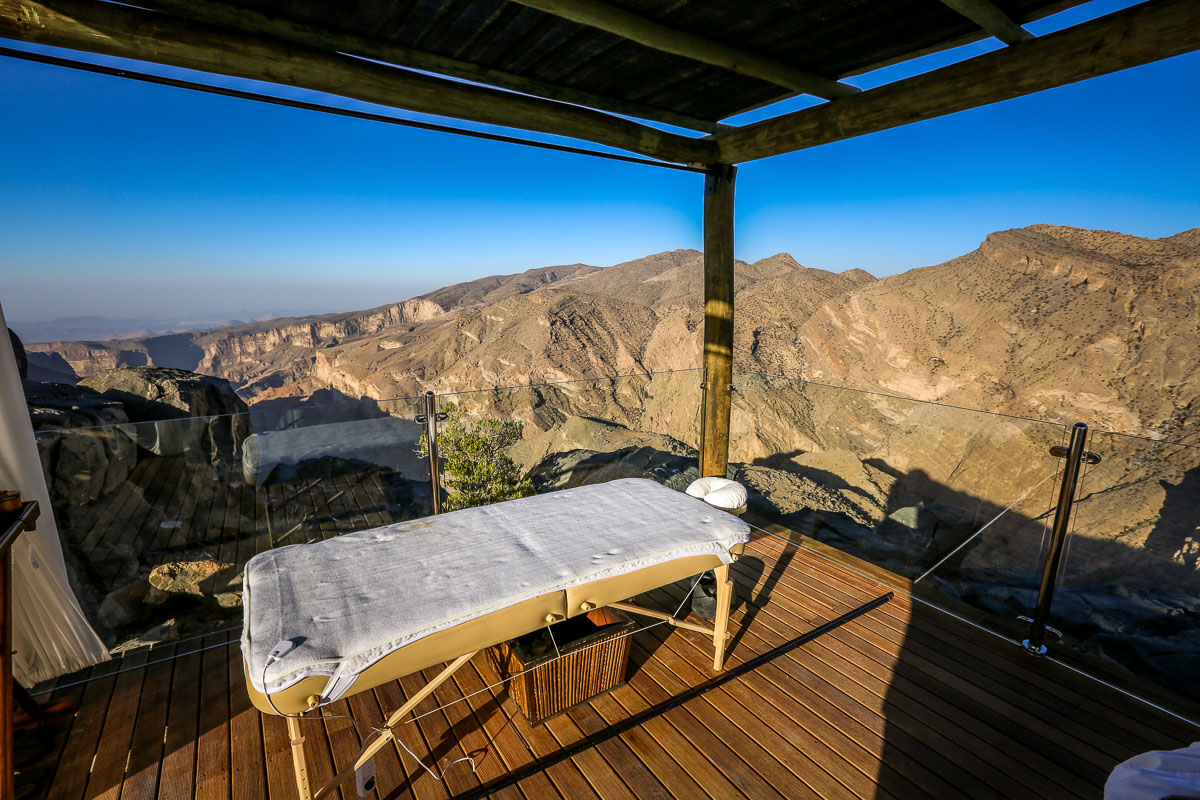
241,478,750,704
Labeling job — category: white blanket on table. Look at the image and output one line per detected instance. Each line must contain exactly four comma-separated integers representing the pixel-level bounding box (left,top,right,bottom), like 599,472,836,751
242,478,749,702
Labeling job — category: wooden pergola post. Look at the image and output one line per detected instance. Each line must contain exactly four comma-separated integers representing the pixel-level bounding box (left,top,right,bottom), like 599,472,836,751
699,164,736,478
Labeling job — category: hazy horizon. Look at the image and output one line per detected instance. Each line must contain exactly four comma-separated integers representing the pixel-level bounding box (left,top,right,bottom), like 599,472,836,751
8,220,1200,338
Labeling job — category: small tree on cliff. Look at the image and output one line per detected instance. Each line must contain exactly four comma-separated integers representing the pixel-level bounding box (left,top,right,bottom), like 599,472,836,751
418,403,535,511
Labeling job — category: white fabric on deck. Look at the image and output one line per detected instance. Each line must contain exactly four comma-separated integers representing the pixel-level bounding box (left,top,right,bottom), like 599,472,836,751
1,301,110,685
242,478,749,701
1105,741,1200,799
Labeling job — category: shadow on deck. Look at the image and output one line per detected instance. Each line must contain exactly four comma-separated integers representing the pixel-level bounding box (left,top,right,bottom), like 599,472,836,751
23,532,1200,800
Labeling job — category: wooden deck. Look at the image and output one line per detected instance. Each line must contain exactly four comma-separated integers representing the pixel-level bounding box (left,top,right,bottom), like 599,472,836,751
22,530,1200,800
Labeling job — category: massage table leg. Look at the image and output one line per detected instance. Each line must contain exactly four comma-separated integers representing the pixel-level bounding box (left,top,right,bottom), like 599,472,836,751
287,715,313,800
712,564,733,670
309,650,479,800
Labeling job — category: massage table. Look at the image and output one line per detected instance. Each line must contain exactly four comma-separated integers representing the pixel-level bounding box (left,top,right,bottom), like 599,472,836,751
241,477,750,799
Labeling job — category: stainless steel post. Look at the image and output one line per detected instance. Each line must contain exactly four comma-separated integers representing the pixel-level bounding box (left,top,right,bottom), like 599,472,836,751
1024,422,1098,655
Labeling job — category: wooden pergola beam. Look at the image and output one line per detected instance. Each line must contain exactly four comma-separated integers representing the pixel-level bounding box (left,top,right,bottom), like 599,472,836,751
937,0,1033,45
132,0,727,134
0,0,717,164
717,0,1200,163
507,0,860,100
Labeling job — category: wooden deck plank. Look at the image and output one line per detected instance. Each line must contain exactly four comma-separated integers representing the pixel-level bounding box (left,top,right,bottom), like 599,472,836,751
77,448,158,543
788,558,1150,764
166,463,209,552
655,579,1053,800
470,664,598,800
745,537,1173,777
758,535,1200,745
74,454,151,555
82,649,149,800
45,658,124,800
570,697,701,800
719,551,1096,797
408,664,516,799
126,456,189,567
538,704,637,800
348,681,412,800
372,674,452,800
194,633,233,800
638,586,915,800
260,710,299,800
607,664,779,800
228,639,268,800
420,659,526,800
452,658,562,800
627,634,846,800
730,541,1133,795
159,639,202,800
85,455,174,593
37,521,1200,800
119,643,178,800
556,694,677,800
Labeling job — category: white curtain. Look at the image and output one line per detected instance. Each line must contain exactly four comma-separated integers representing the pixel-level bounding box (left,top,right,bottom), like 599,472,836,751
1,300,109,685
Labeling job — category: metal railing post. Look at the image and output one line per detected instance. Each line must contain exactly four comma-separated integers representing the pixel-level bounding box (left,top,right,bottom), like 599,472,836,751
416,391,446,514
1023,422,1100,655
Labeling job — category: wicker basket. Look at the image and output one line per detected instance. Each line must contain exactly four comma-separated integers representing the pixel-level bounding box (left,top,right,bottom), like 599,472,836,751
487,607,634,723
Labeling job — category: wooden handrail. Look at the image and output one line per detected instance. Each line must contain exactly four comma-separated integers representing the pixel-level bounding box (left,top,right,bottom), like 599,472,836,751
0,495,38,800
0,500,38,555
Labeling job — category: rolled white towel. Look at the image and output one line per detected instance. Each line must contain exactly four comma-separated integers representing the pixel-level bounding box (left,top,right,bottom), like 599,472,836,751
686,477,748,513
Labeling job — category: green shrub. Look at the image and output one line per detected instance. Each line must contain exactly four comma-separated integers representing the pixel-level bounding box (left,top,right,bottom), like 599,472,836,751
418,403,535,511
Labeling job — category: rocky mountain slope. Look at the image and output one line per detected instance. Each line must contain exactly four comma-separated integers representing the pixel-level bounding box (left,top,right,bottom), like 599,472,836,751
800,225,1200,439
30,225,1199,442
30,250,873,402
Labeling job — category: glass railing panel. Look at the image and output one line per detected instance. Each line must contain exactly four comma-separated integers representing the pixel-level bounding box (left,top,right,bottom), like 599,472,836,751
731,371,1069,640
34,394,426,653
432,369,705,505
1050,428,1200,705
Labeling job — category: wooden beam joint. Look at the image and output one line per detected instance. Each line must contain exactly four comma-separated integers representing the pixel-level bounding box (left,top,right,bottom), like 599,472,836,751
717,0,1200,163
508,0,858,99
937,0,1034,45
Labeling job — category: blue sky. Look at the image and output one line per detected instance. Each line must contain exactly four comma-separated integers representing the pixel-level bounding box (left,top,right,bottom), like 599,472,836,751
1,0,1197,323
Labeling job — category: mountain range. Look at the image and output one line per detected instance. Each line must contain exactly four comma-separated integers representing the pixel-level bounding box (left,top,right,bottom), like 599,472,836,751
27,224,1200,441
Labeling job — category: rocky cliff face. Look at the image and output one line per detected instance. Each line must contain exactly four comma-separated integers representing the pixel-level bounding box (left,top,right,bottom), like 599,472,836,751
799,225,1200,438
28,249,873,403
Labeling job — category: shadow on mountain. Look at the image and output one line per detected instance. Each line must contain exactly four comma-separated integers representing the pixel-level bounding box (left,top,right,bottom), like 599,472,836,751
142,333,204,371
1142,464,1200,570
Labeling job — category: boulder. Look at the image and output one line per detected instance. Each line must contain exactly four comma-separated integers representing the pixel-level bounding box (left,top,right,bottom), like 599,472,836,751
25,381,137,513
148,559,236,601
111,618,179,655
79,367,251,471
510,416,695,475
528,445,697,493
98,579,153,630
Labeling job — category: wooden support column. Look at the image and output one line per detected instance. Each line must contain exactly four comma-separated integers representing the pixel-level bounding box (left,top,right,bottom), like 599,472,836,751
699,164,736,478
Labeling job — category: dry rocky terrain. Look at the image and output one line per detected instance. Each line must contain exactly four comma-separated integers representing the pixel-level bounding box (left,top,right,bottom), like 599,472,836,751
24,224,1200,702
